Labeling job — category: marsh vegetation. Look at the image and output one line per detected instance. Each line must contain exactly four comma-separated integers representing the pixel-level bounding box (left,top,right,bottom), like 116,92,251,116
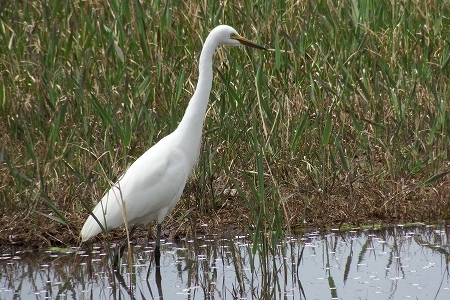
0,0,449,248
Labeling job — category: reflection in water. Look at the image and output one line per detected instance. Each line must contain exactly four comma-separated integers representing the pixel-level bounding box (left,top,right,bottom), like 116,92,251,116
0,225,449,299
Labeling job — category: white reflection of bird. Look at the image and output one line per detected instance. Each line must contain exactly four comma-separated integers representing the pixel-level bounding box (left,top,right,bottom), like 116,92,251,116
80,25,266,266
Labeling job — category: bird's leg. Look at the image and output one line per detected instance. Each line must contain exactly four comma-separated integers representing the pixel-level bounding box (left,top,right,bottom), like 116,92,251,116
155,223,162,267
113,224,137,268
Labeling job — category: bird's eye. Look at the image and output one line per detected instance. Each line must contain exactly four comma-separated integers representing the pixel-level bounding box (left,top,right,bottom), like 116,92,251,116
230,33,236,38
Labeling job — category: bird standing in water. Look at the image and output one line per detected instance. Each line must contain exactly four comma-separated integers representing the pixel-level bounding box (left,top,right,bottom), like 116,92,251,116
81,25,266,267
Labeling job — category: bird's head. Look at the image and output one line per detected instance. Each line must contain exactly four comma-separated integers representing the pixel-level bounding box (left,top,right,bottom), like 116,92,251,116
210,25,266,50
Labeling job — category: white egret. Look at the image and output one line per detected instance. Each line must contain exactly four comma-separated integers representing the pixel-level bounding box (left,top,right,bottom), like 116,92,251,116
80,25,266,266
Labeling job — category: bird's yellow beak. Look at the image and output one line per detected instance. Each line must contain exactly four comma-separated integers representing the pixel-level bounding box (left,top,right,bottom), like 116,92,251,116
231,34,267,50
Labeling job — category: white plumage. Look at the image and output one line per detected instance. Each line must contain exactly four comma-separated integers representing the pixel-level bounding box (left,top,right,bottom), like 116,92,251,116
80,25,265,262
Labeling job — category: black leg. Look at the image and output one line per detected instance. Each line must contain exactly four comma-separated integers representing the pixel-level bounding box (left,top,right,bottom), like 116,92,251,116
155,223,161,267
114,224,137,269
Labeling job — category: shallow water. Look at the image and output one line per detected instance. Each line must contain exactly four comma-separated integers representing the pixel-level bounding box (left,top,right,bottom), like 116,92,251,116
1,225,449,299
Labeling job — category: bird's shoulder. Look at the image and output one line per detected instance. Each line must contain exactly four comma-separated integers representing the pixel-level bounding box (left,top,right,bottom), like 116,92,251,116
136,135,187,164
124,134,189,182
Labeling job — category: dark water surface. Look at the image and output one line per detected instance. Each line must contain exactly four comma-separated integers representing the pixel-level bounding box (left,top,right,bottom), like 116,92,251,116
1,225,449,299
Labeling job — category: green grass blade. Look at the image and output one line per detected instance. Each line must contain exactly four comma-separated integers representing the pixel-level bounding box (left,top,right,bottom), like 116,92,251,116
39,197,69,227
418,171,449,188
322,111,332,145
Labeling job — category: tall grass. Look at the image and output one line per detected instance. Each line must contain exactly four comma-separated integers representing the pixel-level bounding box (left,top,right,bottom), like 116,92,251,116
0,0,449,247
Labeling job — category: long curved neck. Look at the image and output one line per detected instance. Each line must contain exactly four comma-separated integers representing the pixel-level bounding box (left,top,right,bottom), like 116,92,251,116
175,36,218,156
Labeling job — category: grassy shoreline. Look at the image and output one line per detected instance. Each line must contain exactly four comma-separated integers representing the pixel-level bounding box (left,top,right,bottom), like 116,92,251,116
1,0,449,248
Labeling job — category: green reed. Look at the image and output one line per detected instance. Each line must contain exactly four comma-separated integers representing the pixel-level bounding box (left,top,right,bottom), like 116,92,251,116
0,0,449,249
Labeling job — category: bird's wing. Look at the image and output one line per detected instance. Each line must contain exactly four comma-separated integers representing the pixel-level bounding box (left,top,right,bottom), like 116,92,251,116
118,141,191,223
81,137,191,240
